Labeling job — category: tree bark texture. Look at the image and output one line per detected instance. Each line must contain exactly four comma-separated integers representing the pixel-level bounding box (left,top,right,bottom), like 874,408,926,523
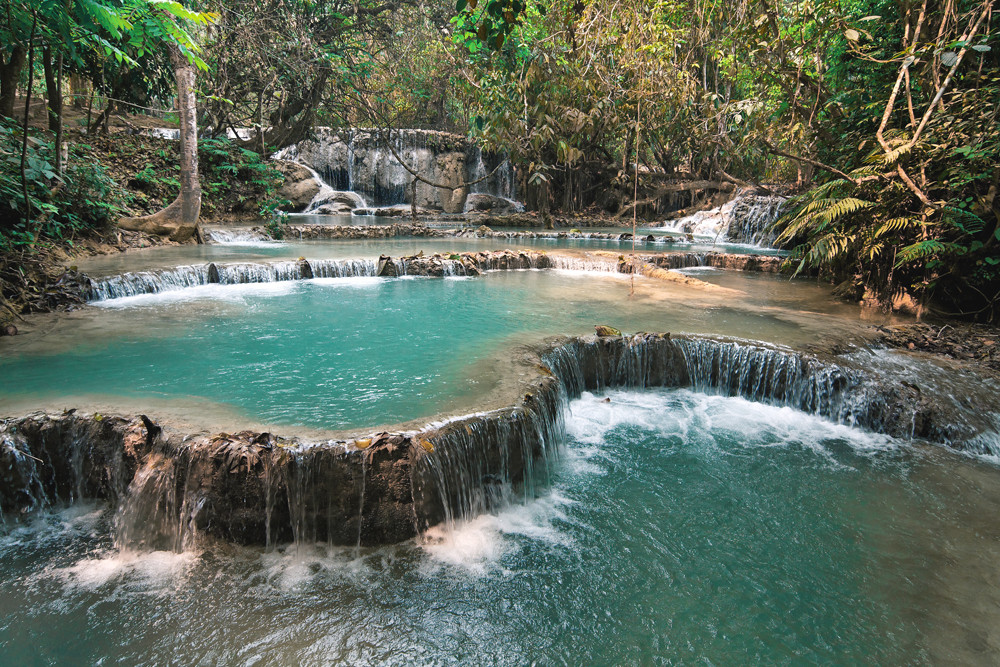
42,47,60,131
0,45,26,119
118,45,201,243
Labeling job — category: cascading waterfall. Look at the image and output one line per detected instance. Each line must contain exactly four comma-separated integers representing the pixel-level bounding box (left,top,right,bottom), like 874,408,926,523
412,390,565,531
548,256,620,273
80,250,784,302
661,192,786,246
82,252,557,301
273,138,369,214
466,146,521,212
284,127,522,212
726,194,786,245
205,228,277,244
113,453,206,553
541,335,950,441
3,334,996,551
83,259,374,300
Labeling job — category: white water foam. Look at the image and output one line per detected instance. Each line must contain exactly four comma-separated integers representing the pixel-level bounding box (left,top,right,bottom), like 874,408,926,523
307,276,387,289
205,229,284,247
49,548,198,591
93,281,300,308
0,503,104,553
567,388,899,458
419,491,574,574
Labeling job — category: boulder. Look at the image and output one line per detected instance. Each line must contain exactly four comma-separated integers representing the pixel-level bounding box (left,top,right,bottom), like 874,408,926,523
464,193,523,215
274,160,321,212
314,202,354,215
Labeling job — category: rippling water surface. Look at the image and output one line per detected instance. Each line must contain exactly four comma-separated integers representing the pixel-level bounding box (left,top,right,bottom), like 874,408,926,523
0,270,873,432
3,390,1000,664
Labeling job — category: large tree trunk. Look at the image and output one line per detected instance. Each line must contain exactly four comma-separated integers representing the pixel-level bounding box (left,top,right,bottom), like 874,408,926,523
119,45,201,242
0,46,26,119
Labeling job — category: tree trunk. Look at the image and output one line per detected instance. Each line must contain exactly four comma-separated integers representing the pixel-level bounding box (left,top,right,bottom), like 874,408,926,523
42,47,60,131
69,73,87,108
54,53,64,174
0,46,26,119
118,45,201,242
540,179,552,229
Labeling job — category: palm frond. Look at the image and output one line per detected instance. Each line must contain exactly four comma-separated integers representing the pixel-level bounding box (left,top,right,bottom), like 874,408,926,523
872,216,922,239
895,239,964,266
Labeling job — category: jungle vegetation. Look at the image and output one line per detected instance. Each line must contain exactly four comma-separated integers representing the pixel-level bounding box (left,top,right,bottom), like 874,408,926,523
1,0,997,318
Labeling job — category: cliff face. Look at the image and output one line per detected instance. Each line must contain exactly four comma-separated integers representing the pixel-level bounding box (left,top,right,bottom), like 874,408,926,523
279,128,517,214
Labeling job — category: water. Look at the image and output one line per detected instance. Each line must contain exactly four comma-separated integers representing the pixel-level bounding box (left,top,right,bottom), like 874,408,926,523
0,271,885,432
660,193,786,246
74,235,783,280
3,390,1000,663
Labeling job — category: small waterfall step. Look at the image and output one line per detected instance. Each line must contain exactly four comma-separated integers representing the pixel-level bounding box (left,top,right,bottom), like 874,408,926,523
205,228,278,244
81,251,556,301
3,333,996,550
659,192,787,247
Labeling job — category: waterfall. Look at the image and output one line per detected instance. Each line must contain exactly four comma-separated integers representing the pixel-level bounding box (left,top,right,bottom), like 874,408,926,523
85,265,213,300
205,228,277,244
541,334,942,438
273,142,368,214
549,256,619,272
726,195,785,245
4,334,996,549
412,386,565,530
81,250,783,302
465,146,521,213
0,414,143,521
82,252,555,301
661,193,786,247
84,260,373,301
113,452,206,552
286,127,522,213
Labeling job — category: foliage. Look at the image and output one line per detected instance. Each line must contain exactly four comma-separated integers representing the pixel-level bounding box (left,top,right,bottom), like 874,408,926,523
451,0,999,318
450,0,785,216
0,119,129,249
120,136,286,217
197,0,405,150
764,0,999,319
453,0,545,49
262,208,289,240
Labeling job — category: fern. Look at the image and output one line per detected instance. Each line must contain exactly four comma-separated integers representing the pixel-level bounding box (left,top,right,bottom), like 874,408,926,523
942,206,986,235
895,239,964,266
877,143,913,165
817,197,872,224
872,217,921,239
